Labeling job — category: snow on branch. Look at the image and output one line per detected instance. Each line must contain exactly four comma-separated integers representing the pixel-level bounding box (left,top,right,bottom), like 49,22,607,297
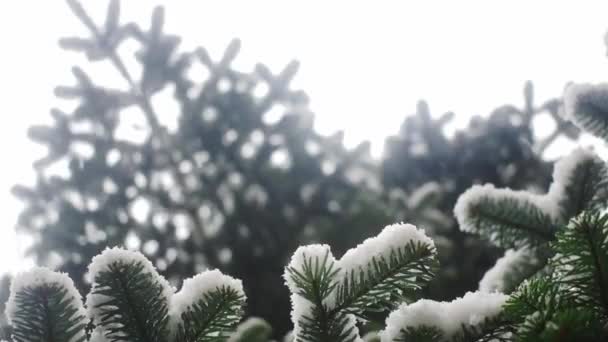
85,247,174,342
85,247,174,320
455,148,607,249
170,269,245,340
333,223,437,315
337,223,435,277
285,223,437,342
5,267,87,342
381,291,508,341
454,184,556,248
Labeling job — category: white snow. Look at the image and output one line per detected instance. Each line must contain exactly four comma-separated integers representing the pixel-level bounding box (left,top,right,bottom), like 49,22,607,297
169,269,244,326
381,291,508,342
337,223,435,281
85,247,175,320
478,248,536,293
5,267,86,342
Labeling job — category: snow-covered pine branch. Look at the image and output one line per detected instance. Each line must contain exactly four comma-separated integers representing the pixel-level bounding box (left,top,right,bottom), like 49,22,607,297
284,223,438,342
381,291,508,342
5,268,87,342
3,247,245,342
454,183,557,248
86,247,174,342
454,148,607,250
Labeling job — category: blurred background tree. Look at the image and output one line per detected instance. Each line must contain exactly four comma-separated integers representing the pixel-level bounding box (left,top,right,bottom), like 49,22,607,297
10,1,392,334
382,84,579,300
6,0,580,338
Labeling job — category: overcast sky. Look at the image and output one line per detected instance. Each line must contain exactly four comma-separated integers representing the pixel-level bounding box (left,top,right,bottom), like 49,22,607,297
2,0,608,274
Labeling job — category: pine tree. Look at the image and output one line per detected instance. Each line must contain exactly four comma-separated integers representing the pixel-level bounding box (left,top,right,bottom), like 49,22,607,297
3,247,245,342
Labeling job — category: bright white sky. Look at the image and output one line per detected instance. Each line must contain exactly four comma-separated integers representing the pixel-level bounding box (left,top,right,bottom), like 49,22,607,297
1,0,608,274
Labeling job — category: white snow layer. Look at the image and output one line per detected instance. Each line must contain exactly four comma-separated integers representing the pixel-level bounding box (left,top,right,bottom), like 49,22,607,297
381,291,508,341
5,267,87,342
454,148,600,233
85,247,175,320
338,223,435,280
169,269,244,322
478,248,534,293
